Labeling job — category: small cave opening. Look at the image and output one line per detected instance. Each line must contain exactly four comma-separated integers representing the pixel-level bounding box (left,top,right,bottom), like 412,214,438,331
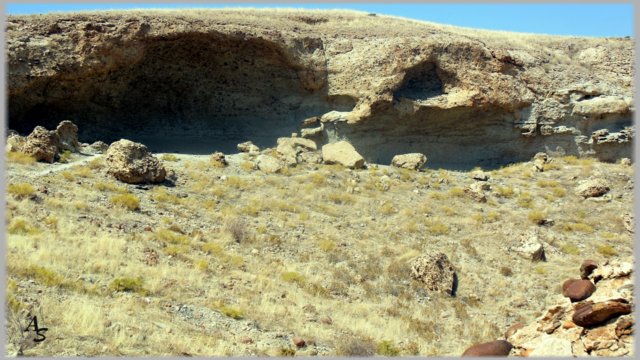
393,61,444,101
8,32,355,154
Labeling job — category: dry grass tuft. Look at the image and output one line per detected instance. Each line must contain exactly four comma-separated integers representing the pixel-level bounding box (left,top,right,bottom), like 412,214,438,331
110,193,140,211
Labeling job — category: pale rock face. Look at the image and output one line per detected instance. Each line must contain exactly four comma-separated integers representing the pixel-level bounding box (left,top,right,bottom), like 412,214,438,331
105,139,166,184
321,141,365,169
256,154,282,173
276,137,317,166
410,252,456,296
510,232,545,261
572,96,629,117
527,336,573,356
6,133,26,153
390,153,427,170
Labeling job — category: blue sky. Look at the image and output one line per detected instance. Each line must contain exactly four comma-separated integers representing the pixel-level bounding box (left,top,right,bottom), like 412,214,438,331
4,3,634,37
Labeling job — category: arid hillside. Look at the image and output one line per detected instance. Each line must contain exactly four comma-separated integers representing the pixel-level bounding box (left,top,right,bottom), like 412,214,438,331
4,9,635,357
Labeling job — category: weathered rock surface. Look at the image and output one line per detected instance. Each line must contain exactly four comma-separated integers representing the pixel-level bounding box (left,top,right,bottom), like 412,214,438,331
55,120,80,152
580,260,599,280
105,139,166,184
6,10,633,168
321,141,364,169
410,252,457,296
21,126,61,163
210,152,227,167
390,153,427,170
510,232,546,261
507,259,634,357
276,137,318,166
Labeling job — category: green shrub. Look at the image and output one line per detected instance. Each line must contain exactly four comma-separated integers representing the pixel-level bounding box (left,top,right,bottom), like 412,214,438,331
376,340,400,356
109,277,145,294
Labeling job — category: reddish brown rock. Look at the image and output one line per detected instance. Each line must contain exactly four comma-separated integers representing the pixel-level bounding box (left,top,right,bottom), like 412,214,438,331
462,340,513,356
504,322,525,339
580,260,599,279
562,279,596,302
292,336,306,348
573,299,632,327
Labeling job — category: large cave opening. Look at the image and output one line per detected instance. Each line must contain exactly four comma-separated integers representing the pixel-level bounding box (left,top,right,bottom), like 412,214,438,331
8,32,353,154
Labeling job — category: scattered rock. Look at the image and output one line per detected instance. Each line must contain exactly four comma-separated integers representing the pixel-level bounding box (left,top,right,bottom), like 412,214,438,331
471,170,490,181
292,336,306,348
301,116,320,127
410,252,457,296
321,141,365,169
511,233,546,261
237,141,260,154
620,158,632,166
390,153,427,170
562,279,596,302
143,248,159,266
588,260,632,283
256,154,282,173
105,139,166,184
464,182,487,203
532,152,549,172
55,120,80,152
276,137,317,166
580,260,599,280
575,179,610,198
210,152,227,167
462,340,512,356
615,315,633,337
22,126,62,163
239,336,253,344
537,305,565,334
572,299,632,327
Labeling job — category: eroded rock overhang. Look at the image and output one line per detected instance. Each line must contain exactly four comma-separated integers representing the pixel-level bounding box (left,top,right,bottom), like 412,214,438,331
6,12,634,169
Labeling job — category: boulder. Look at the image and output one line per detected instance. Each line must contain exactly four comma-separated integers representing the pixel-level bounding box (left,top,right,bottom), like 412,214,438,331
105,139,166,184
22,126,61,163
292,336,306,348
410,252,457,296
588,260,633,283
512,233,546,261
620,158,632,166
300,123,324,138
504,323,525,339
237,141,260,154
321,141,365,169
256,154,282,173
210,152,227,167
55,120,80,152
572,299,632,327
390,153,427,170
575,179,610,198
276,137,317,166
462,340,512,356
562,279,596,302
464,182,489,202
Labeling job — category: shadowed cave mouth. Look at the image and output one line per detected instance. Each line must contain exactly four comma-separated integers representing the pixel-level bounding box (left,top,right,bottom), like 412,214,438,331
8,32,355,154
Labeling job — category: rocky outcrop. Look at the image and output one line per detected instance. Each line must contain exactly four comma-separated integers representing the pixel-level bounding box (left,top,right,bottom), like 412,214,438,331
105,139,166,184
575,179,610,198
55,120,80,152
6,10,633,168
256,154,282,173
276,137,318,166
237,141,260,154
321,141,364,169
410,252,457,296
507,259,634,356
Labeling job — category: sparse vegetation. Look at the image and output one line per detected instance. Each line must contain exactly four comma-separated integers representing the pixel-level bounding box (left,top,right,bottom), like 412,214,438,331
6,151,36,165
7,182,36,199
110,193,141,211
109,277,146,294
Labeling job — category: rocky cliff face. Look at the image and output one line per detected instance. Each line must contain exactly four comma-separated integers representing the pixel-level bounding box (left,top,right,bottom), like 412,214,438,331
6,10,634,169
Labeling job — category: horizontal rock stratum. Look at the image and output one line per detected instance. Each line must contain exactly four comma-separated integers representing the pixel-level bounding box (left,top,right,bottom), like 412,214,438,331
6,9,634,169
